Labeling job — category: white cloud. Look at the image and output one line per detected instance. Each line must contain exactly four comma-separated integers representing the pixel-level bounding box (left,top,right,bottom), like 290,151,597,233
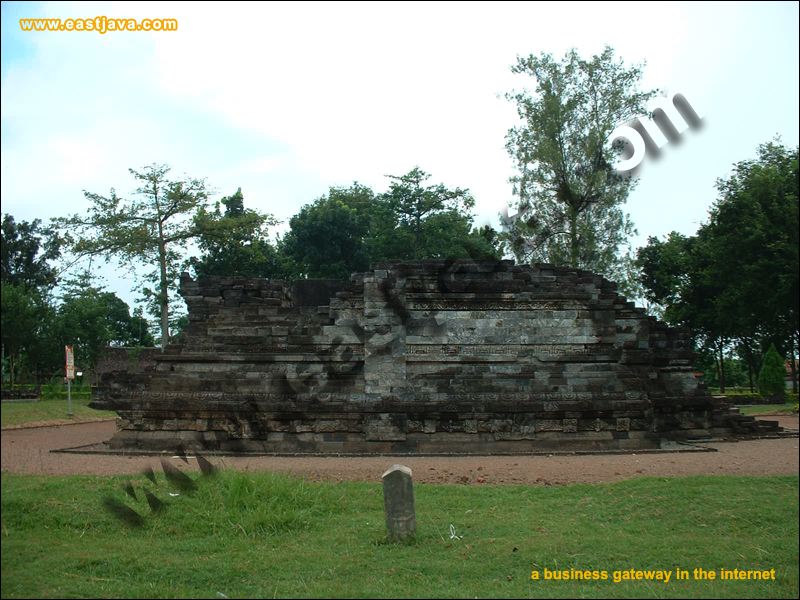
2,0,797,308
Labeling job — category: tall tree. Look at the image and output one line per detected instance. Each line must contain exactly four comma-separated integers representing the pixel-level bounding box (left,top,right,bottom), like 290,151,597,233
54,164,211,348
381,167,477,260
0,284,46,385
637,141,799,392
503,46,656,283
378,167,499,262
637,231,733,390
1,214,62,290
189,188,280,279
708,140,799,390
1,214,62,384
281,183,381,279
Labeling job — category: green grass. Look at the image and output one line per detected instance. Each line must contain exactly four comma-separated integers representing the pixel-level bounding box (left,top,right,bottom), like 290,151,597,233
1,396,115,428
2,472,797,598
3,382,92,399
737,403,798,416
710,389,798,402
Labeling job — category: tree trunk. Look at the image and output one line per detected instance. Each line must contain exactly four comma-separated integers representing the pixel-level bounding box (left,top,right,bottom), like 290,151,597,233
743,339,755,393
157,231,170,350
414,212,421,259
789,332,798,393
717,340,726,394
568,206,578,268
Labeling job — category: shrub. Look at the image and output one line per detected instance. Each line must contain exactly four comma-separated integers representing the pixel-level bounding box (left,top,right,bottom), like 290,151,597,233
757,344,786,401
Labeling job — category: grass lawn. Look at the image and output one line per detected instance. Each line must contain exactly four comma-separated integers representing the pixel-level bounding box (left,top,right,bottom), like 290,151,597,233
737,403,798,417
1,472,797,598
1,396,116,428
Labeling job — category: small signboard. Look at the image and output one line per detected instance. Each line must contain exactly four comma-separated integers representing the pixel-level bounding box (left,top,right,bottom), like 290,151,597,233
65,345,75,380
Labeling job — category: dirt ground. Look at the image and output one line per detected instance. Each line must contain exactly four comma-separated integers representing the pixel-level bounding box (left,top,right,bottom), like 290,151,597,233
1,417,797,485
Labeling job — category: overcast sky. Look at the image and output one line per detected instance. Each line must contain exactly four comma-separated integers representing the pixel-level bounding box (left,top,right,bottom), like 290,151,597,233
2,1,798,308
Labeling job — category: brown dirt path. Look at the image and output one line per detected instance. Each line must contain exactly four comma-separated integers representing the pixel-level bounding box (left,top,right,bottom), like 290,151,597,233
2,417,797,484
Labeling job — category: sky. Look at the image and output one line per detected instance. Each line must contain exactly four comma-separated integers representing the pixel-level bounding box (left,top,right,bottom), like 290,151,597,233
1,1,798,310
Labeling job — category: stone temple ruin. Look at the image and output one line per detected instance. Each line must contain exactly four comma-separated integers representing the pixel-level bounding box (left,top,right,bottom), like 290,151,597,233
92,260,779,454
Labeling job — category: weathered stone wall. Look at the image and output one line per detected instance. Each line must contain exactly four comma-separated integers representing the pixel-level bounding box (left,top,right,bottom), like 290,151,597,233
93,260,745,453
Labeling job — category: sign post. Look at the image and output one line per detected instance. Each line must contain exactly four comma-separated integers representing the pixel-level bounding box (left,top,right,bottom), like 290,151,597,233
65,345,75,417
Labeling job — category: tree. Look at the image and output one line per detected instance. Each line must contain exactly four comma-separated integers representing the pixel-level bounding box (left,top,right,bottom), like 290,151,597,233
637,141,799,392
381,167,474,259
282,175,500,279
281,183,381,279
378,167,499,262
189,188,281,279
1,214,63,384
637,231,734,390
54,164,211,348
708,140,799,391
637,232,696,318
0,283,45,385
1,214,62,290
503,46,656,284
758,344,786,400
56,273,155,378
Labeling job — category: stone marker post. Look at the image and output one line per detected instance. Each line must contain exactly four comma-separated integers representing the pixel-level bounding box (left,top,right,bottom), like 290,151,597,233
382,464,416,541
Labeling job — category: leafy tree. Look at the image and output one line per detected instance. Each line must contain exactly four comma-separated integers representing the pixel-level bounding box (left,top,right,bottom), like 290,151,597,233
1,214,63,384
381,167,474,259
189,187,281,279
0,283,46,385
637,141,799,392
638,229,748,392
693,352,750,389
282,176,499,280
708,140,799,391
637,232,696,319
1,214,62,290
378,167,499,262
503,46,656,284
54,164,211,348
758,344,786,400
280,183,380,279
55,273,155,380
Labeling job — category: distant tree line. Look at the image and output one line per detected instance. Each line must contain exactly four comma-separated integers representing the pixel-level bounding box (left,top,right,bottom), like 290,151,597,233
1,166,500,384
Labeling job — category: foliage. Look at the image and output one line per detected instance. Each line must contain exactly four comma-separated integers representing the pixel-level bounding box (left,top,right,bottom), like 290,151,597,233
282,172,500,279
189,187,281,279
636,232,693,315
503,46,656,288
1,257,154,384
0,283,50,385
56,272,155,374
708,140,799,372
0,214,65,384
281,183,381,278
694,352,750,389
637,140,799,391
758,343,786,400
53,164,211,348
381,167,491,260
1,213,62,290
